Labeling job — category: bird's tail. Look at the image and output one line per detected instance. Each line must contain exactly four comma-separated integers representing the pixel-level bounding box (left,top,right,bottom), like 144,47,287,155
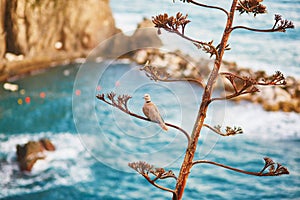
160,122,168,131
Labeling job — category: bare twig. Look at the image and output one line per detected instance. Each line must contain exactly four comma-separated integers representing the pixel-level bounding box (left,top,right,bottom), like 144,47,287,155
189,0,228,16
231,14,294,32
174,0,228,16
192,157,289,176
236,0,267,16
150,168,178,181
141,61,205,87
209,72,259,102
258,71,286,86
96,93,191,144
209,71,286,103
152,13,220,60
203,124,243,136
128,161,177,195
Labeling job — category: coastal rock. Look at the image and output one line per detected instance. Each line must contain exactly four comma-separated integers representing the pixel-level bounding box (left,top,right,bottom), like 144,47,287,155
131,48,210,79
16,138,55,171
39,138,56,151
4,0,117,56
130,18,163,50
94,18,162,58
0,0,120,81
131,48,300,113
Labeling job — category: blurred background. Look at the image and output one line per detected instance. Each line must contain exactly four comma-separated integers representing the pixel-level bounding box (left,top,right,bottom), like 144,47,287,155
0,0,299,199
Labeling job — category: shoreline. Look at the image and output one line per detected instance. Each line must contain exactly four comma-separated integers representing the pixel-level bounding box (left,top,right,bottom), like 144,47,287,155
0,51,86,82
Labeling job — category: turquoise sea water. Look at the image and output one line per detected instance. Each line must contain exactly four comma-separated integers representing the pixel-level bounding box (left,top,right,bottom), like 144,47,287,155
1,1,300,199
111,0,300,76
1,62,300,199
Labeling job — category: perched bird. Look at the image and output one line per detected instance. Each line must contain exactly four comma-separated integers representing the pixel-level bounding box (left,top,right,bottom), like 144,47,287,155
142,94,168,131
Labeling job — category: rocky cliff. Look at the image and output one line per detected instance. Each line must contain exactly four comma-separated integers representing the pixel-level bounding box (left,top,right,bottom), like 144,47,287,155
2,0,117,56
0,0,119,81
0,0,162,81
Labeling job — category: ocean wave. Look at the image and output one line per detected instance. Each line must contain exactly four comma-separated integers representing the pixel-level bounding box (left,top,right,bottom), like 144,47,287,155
221,101,300,141
0,132,95,198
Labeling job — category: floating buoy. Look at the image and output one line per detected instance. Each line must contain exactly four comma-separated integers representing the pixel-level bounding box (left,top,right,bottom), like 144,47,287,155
17,98,23,105
25,96,31,104
63,69,70,76
39,92,46,98
20,89,26,95
96,85,101,91
3,82,19,92
75,89,81,96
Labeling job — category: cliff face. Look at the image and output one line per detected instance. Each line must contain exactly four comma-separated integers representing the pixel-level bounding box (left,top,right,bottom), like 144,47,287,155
0,0,162,81
2,0,117,57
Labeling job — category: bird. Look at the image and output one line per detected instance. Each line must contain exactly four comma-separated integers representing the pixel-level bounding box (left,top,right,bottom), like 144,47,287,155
142,94,168,131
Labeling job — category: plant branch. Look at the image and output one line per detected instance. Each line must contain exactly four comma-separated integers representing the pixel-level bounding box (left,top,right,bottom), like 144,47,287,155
231,14,294,32
184,0,229,16
164,28,220,61
144,175,176,194
128,161,176,195
152,13,220,60
141,60,205,88
203,124,243,136
236,0,267,16
209,71,286,103
192,157,289,176
175,30,221,61
231,25,291,33
96,93,191,144
173,0,228,16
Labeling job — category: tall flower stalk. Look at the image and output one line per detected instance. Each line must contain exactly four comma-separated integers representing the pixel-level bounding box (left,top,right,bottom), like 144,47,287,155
97,0,293,199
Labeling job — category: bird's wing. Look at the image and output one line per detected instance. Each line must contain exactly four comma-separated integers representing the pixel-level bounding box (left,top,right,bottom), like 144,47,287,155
148,103,165,123
153,104,165,123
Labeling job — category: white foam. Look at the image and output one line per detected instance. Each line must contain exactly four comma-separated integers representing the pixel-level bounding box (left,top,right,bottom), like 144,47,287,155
223,102,300,140
0,132,95,198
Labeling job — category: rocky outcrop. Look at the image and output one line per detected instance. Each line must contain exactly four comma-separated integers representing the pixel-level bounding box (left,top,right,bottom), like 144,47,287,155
0,0,6,58
92,18,162,59
131,48,211,79
16,138,55,171
0,0,118,81
3,0,117,57
0,1,162,82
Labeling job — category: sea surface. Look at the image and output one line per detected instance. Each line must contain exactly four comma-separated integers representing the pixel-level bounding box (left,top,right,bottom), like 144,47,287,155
1,1,300,200
111,0,300,77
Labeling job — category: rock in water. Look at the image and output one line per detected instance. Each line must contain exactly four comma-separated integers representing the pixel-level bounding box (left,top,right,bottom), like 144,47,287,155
16,138,55,172
39,138,56,151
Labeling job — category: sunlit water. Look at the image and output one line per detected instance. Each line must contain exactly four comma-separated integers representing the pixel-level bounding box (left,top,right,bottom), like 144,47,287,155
1,62,299,199
110,0,300,77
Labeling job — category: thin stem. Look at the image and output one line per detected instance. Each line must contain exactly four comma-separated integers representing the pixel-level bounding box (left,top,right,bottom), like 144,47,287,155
143,175,176,195
96,95,191,145
209,90,252,103
128,111,190,145
203,124,225,136
188,0,229,16
192,160,286,177
164,28,220,61
231,25,286,33
142,61,205,87
158,77,205,88
203,124,230,136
